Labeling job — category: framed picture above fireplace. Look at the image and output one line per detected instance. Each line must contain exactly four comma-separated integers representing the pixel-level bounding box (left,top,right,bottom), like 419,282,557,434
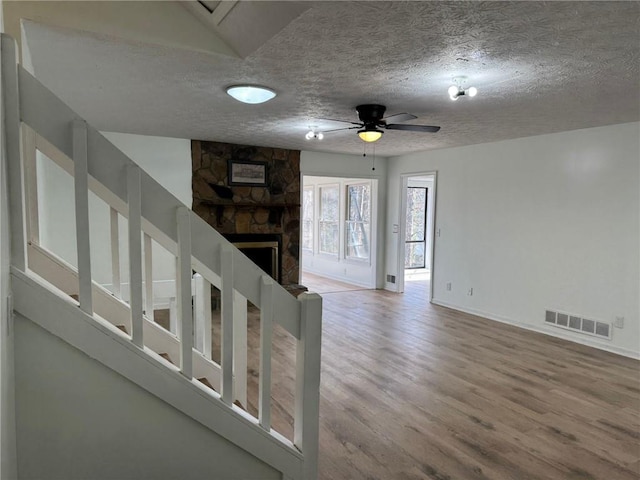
228,159,268,186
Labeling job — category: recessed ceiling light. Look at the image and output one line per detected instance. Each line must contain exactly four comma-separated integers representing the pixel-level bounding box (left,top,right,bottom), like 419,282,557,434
226,85,276,104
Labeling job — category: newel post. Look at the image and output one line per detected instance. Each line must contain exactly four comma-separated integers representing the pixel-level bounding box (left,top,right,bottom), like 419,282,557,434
294,292,322,480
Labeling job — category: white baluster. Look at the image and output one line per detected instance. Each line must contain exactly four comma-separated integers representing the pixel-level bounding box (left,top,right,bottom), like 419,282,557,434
2,35,27,271
295,292,323,480
220,244,234,405
259,275,274,431
176,206,193,379
22,126,39,244
144,233,154,321
110,207,121,298
233,291,247,407
169,297,177,335
193,273,212,358
72,120,93,315
127,165,143,347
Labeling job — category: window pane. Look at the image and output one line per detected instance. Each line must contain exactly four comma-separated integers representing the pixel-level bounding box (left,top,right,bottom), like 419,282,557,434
406,187,426,241
302,187,314,250
319,186,339,255
346,183,371,260
320,186,339,221
319,222,339,254
347,184,370,223
405,242,425,269
346,222,369,259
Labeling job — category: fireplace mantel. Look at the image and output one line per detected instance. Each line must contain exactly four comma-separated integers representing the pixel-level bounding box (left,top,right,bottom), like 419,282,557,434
200,200,300,228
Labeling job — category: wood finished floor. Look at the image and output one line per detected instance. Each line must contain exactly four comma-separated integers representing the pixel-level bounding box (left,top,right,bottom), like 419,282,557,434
208,278,640,480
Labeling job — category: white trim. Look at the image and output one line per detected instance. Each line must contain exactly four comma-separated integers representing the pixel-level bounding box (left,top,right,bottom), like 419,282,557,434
11,268,304,478
397,171,437,301
300,268,372,289
431,299,640,360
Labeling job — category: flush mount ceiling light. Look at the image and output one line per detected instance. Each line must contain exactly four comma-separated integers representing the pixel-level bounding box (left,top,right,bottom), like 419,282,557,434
448,76,478,101
226,85,276,104
357,126,383,143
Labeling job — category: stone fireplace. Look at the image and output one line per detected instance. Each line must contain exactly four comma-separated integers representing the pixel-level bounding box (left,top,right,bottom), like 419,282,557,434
191,141,301,286
225,233,281,283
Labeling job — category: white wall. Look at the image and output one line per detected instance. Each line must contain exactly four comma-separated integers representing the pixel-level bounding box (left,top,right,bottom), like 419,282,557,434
1,9,19,475
301,175,378,288
36,132,191,305
13,315,280,480
301,150,388,288
386,123,640,358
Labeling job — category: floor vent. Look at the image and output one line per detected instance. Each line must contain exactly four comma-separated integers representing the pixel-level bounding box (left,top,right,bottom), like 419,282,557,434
545,310,611,339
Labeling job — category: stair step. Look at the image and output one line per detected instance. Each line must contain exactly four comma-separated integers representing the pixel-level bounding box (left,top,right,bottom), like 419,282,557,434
198,377,214,390
158,352,173,364
115,325,128,334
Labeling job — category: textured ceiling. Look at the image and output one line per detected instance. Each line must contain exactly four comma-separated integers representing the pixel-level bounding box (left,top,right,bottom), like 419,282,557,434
23,1,640,156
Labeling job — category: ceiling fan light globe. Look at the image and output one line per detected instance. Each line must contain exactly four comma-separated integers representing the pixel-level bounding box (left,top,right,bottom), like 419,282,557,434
448,85,460,97
450,94,459,101
358,129,383,143
305,130,314,140
468,87,478,97
317,132,324,140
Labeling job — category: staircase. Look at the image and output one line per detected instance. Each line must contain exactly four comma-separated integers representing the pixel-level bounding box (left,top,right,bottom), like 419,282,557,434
1,34,321,480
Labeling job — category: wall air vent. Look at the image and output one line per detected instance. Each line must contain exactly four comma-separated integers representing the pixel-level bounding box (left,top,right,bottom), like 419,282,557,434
386,274,396,284
544,310,611,340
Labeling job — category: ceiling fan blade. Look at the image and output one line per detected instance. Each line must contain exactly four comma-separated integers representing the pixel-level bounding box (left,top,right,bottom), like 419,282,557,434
319,126,361,134
382,113,417,124
385,124,440,133
316,118,362,126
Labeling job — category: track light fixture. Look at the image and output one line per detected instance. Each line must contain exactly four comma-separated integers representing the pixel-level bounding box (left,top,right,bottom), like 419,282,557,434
448,76,478,101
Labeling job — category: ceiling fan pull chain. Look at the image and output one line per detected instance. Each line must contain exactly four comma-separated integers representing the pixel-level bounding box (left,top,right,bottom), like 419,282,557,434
372,145,376,171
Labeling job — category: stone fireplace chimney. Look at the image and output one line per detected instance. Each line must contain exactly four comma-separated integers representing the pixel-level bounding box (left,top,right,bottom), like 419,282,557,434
191,140,301,286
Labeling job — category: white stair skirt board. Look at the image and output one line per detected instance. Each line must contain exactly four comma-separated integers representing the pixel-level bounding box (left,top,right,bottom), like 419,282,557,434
11,268,304,479
26,242,225,396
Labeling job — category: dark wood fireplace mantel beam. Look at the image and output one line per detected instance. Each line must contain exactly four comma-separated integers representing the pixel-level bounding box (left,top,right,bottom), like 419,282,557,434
201,200,300,228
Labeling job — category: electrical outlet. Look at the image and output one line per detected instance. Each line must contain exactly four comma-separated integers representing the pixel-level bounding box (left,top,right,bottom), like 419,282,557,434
467,288,473,296
614,316,624,328
446,282,452,291
393,224,398,233
436,228,441,237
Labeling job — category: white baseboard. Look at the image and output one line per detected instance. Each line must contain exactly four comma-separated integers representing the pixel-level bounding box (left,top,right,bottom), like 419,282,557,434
431,298,640,360
301,269,373,289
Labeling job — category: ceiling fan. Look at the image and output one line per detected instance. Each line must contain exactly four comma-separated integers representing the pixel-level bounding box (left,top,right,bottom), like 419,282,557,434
316,104,440,143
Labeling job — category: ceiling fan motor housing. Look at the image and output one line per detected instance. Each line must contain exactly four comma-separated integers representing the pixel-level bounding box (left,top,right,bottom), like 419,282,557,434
356,104,387,125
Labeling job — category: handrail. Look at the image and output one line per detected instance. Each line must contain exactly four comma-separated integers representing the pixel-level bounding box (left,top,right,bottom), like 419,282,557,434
17,65,303,338
3,33,321,479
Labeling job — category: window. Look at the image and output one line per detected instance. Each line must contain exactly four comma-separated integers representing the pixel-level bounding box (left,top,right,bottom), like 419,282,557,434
319,185,339,255
302,187,314,251
345,183,371,260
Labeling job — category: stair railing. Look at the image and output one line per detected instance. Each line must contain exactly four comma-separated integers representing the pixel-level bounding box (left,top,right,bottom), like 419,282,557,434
1,34,321,479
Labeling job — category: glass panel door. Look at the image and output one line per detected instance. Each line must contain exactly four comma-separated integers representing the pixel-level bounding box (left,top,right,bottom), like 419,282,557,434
405,187,427,269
